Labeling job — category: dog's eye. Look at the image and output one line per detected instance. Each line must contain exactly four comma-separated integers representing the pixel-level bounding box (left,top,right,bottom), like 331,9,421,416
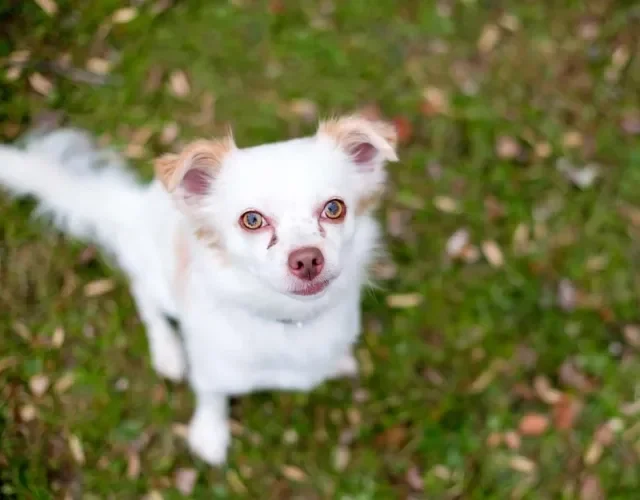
322,199,346,220
240,211,264,230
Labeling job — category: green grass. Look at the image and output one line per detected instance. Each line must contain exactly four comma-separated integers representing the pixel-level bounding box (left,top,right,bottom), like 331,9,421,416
2,1,640,498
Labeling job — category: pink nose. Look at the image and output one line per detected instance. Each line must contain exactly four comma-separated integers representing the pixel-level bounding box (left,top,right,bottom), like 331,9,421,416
288,247,324,281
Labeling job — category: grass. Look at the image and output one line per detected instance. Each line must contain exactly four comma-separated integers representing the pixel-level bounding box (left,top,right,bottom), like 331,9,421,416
2,0,640,498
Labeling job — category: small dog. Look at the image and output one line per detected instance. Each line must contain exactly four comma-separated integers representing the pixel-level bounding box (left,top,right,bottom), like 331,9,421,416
0,114,398,464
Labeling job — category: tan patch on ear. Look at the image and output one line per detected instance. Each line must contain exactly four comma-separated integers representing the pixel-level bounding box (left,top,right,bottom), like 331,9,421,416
356,190,384,216
154,135,236,192
317,114,398,161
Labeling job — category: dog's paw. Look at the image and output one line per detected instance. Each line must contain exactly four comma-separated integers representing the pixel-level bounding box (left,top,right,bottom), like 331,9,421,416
187,412,230,466
149,327,186,382
331,353,359,379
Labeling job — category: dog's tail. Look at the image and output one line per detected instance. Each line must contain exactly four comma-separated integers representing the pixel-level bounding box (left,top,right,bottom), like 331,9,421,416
0,128,146,256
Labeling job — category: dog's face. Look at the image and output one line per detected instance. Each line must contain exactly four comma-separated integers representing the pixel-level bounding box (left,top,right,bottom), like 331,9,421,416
155,115,397,305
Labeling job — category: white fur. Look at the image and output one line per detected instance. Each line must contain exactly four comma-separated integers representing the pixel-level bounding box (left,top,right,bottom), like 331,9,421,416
0,121,394,465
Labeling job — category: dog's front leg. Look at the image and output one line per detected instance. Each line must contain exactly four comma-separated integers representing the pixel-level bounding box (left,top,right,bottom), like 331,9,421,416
187,391,230,465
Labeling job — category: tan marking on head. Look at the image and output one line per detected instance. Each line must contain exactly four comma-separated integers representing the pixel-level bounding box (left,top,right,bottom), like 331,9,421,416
356,190,384,216
317,114,398,162
154,135,236,192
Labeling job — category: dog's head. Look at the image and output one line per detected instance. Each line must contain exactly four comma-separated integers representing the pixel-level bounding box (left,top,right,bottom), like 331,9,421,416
155,114,397,315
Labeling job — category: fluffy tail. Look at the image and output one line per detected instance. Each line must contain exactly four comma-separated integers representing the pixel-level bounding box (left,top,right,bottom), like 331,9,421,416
0,127,146,255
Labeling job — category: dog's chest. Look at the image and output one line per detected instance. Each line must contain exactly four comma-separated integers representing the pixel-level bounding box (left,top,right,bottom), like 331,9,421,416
185,301,360,395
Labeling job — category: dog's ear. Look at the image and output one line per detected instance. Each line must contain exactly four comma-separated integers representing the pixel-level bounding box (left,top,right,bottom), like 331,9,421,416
154,136,235,207
317,114,398,172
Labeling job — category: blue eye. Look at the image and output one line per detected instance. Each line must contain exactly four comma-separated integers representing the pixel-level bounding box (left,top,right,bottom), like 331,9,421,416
241,211,264,229
323,199,345,219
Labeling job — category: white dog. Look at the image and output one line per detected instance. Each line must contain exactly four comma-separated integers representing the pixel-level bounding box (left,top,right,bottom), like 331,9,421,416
0,114,398,464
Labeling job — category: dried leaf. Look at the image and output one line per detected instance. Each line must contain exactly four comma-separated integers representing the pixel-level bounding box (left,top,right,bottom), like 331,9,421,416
127,452,141,479
509,456,536,473
112,7,138,24
434,196,460,214
332,446,350,471
29,374,50,397
481,240,504,267
563,130,583,148
478,24,501,53
86,58,111,75
169,70,190,98
68,434,85,464
446,228,470,258
552,394,582,431
174,468,198,495
20,404,37,422
406,466,424,491
142,491,164,500
54,372,75,394
533,376,562,404
386,293,422,309
623,325,640,348
583,442,603,466
375,425,408,450
392,116,413,144
51,326,65,348
556,158,600,189
518,413,549,436
282,429,298,445
504,431,521,450
281,465,307,482
0,357,18,374
289,99,318,123
486,432,502,447
559,360,595,393
29,73,53,96
34,0,58,16
557,279,577,312
496,135,521,159
580,475,605,500
160,122,180,145
621,112,640,136
84,278,116,297
421,87,449,116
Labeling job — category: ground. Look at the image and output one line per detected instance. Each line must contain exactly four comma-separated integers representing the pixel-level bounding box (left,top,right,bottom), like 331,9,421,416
1,1,640,498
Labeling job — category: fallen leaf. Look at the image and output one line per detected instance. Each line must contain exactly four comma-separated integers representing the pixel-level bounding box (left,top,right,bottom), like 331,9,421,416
84,278,116,297
282,429,298,445
533,375,562,404
289,99,318,123
392,116,413,144
446,228,470,258
0,357,18,374
29,374,50,397
552,394,582,431
169,70,190,98
127,452,141,479
623,325,640,348
421,87,449,116
375,425,408,450
499,13,520,31
160,122,180,145
496,135,521,159
509,455,536,473
28,73,53,96
332,446,350,471
34,0,58,16
68,434,85,464
481,240,504,267
142,491,164,500
621,112,640,135
51,326,65,348
434,196,460,214
486,432,502,447
174,468,198,495
54,372,75,394
557,279,577,312
281,465,306,482
559,360,595,393
461,244,480,263
386,293,422,309
20,404,37,422
406,466,424,491
518,413,549,436
583,441,603,466
112,7,138,24
556,158,600,189
86,58,111,75
504,431,521,450
580,475,604,500
478,24,501,53
534,141,552,158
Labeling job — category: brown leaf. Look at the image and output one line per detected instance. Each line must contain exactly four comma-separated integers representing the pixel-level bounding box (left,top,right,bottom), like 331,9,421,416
332,446,350,471
392,116,413,144
406,466,424,491
34,0,58,15
481,240,504,268
281,465,307,482
375,424,408,450
504,430,521,450
434,196,460,214
495,135,521,159
477,24,501,53
580,475,605,500
168,70,191,98
54,372,75,394
0,357,18,374
20,404,37,422
533,376,562,404
421,87,449,116
68,434,85,464
29,73,53,96
446,228,470,258
559,360,596,393
518,413,549,436
29,374,50,397
51,326,65,348
563,130,583,149
174,468,198,495
112,7,138,24
127,452,141,479
84,278,116,297
621,112,640,136
509,455,536,473
623,325,640,348
289,99,318,123
86,58,111,75
557,279,577,312
386,293,422,309
160,122,180,145
552,394,582,431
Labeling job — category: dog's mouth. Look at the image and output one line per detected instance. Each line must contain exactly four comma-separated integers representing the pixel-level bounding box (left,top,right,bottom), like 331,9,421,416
289,279,331,297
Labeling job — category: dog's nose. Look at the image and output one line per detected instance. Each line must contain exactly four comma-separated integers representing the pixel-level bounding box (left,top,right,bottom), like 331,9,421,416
288,247,324,281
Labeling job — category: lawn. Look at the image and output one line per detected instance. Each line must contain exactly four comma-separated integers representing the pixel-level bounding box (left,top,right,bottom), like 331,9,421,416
1,0,640,498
